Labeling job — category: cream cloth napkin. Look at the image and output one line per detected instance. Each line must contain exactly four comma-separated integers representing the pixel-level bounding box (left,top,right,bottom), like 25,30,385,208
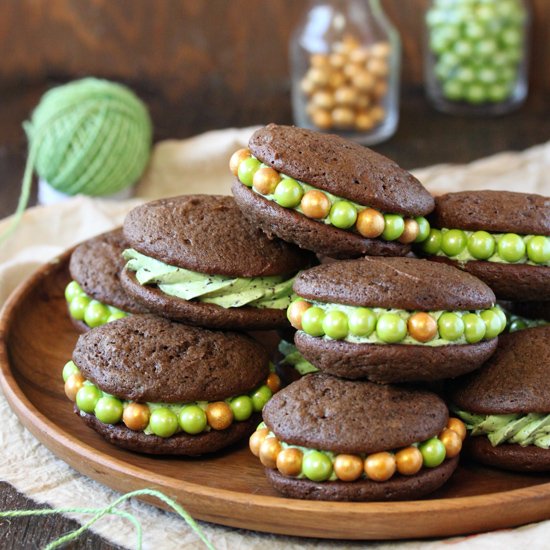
1,127,550,550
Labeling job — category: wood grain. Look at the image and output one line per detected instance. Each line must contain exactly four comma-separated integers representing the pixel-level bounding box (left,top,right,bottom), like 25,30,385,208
2,249,550,540
1,0,549,103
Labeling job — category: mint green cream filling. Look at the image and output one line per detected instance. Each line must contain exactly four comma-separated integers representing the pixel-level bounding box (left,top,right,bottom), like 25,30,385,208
278,340,318,375
427,229,550,266
301,302,504,346
455,410,550,449
123,249,295,309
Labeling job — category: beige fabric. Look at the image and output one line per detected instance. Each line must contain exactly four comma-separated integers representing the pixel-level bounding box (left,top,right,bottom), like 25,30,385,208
1,127,549,550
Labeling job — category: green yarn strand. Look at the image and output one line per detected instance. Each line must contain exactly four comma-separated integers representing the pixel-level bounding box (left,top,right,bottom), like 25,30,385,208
0,77,152,246
0,488,215,550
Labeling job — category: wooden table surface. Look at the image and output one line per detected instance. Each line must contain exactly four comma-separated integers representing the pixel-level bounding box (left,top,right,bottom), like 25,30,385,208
0,83,549,549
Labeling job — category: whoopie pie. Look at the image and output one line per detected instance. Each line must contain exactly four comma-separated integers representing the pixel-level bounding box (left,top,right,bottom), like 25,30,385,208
65,229,149,332
449,326,550,472
287,257,504,383
250,374,465,501
62,315,280,455
419,190,550,301
120,195,314,330
231,124,434,259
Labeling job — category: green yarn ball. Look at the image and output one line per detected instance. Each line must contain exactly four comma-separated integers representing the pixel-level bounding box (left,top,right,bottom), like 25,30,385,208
25,77,152,197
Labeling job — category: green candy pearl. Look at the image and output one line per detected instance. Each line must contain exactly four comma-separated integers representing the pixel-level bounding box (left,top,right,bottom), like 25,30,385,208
329,201,357,229
84,300,111,328
480,310,504,339
301,307,326,337
441,229,467,257
490,307,508,330
437,312,465,341
467,231,495,260
302,450,333,482
498,233,526,263
65,281,84,302
414,217,431,243
76,385,102,414
419,438,446,468
422,229,442,254
376,313,407,344
230,395,254,421
509,318,527,332
238,157,261,187
463,313,486,344
179,405,207,434
107,311,127,323
274,178,304,208
348,307,376,337
322,310,349,340
526,236,550,264
149,408,179,438
62,360,80,382
94,396,123,424
381,214,405,241
251,385,273,412
69,295,91,321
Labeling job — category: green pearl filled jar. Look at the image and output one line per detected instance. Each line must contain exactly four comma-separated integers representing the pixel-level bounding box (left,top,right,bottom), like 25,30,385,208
424,0,530,115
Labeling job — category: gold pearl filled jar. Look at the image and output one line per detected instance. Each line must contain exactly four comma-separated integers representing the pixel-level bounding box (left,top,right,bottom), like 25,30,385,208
291,0,401,145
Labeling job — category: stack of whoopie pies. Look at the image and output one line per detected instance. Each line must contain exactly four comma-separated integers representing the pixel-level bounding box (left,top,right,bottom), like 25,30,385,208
62,122,548,503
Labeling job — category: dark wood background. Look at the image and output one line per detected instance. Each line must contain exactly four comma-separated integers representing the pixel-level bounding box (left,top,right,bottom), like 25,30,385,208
0,1,549,548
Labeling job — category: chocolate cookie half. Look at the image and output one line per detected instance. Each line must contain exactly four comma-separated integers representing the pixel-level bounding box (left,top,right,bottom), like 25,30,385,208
230,124,434,259
66,229,149,332
62,315,280,455
418,191,550,301
449,326,550,472
250,374,463,501
288,257,503,383
121,195,314,330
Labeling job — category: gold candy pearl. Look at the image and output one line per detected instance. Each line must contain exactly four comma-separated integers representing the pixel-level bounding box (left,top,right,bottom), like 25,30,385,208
253,166,281,195
249,427,270,457
331,107,355,129
408,312,438,343
349,47,370,64
259,437,282,468
337,35,361,54
364,452,396,482
311,108,333,130
310,53,329,68
343,63,363,80
334,86,359,106
447,417,467,442
370,105,386,123
329,53,347,69
301,189,331,219
334,454,364,481
276,447,303,477
206,401,233,431
287,299,312,330
123,403,150,431
371,41,391,59
355,111,376,132
300,77,316,96
328,71,346,89
368,58,389,77
229,148,251,176
307,67,331,87
352,71,376,92
64,373,85,402
356,208,385,238
266,372,282,394
398,218,420,244
395,446,423,476
311,90,336,110
439,428,462,458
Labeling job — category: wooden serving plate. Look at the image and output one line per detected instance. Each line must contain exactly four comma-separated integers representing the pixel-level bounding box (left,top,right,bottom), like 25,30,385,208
2,250,550,540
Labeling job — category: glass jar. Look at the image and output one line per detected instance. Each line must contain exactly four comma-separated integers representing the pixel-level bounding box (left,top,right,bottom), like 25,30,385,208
290,0,401,145
424,0,530,115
